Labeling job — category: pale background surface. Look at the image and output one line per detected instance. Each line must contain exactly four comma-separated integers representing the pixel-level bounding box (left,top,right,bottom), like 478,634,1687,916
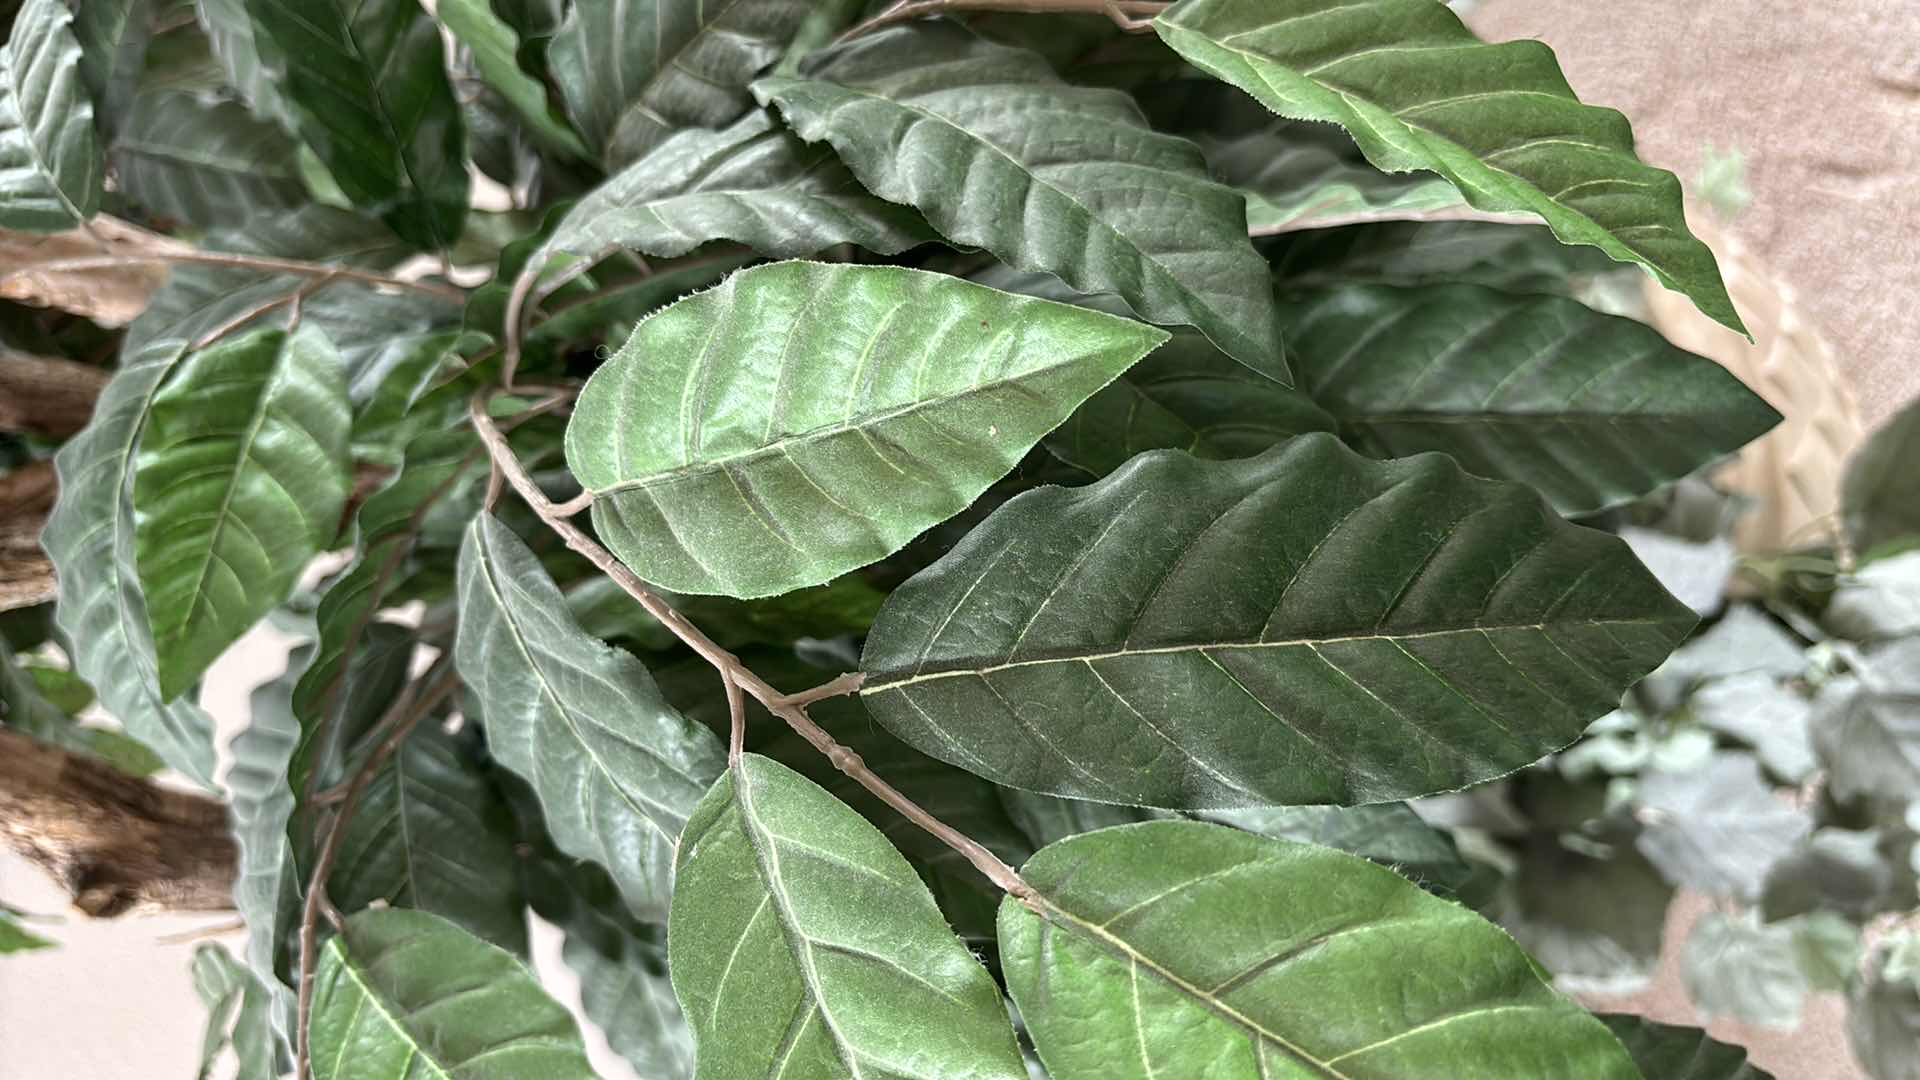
5,0,1918,1076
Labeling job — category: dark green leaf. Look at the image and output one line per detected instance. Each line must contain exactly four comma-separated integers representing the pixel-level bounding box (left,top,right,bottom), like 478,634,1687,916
310,908,596,1079
1267,218,1620,295
133,326,353,701
1200,116,1477,236
1762,827,1909,922
565,260,1167,598
453,514,725,920
1280,282,1778,514
73,0,151,143
113,91,307,229
0,0,105,230
1844,397,1920,558
242,0,469,248
1002,820,1639,1078
1597,1014,1774,1080
756,24,1285,377
668,754,1026,1078
1154,0,1744,335
862,435,1694,808
1491,839,1672,993
567,573,885,654
435,0,590,160
548,0,814,165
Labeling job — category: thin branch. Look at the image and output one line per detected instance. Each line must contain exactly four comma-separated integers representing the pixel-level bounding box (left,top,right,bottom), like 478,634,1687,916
775,672,868,707
468,392,1032,899
551,490,594,517
725,673,747,765
839,0,1168,41
295,664,460,1080
499,267,541,391
0,250,465,302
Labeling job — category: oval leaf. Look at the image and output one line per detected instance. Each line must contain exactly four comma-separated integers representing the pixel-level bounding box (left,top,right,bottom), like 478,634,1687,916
1001,820,1638,1078
0,0,104,231
134,325,353,701
668,753,1026,1079
564,260,1167,598
453,514,726,921
1153,0,1743,335
755,23,1285,377
310,908,596,1080
861,435,1694,808
1283,281,1779,513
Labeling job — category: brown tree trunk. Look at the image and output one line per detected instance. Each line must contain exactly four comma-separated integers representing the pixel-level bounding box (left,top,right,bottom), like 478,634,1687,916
0,352,109,440
0,728,236,916
0,459,57,613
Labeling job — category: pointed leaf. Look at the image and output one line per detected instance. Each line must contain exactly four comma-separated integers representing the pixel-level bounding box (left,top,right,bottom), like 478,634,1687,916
549,0,815,165
73,0,151,143
668,754,1026,1079
1597,1015,1774,1080
564,260,1168,598
1280,282,1778,513
113,91,307,230
434,0,590,160
241,0,468,248
1154,0,1744,334
541,109,934,268
0,0,104,230
755,24,1285,377
453,514,726,921
1843,397,1920,558
861,435,1694,808
310,908,596,1080
1001,820,1639,1078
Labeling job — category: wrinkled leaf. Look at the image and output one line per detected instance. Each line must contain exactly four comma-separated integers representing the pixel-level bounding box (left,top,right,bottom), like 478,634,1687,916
0,0,103,231
1002,820,1639,1078
565,260,1167,598
113,91,306,229
1826,551,1920,641
435,0,590,160
863,435,1694,808
1810,669,1920,806
668,754,1026,1079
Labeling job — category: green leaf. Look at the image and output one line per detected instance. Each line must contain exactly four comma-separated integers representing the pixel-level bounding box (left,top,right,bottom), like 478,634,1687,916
755,24,1285,378
191,942,277,1080
565,260,1168,598
434,0,590,160
242,0,469,248
310,908,596,1080
1634,754,1810,901
195,0,297,129
568,573,885,654
540,109,934,268
1690,672,1816,783
668,754,1026,1079
1154,0,1744,335
1826,552,1920,641
0,0,105,230
1683,911,1838,1029
1280,282,1778,514
1001,820,1639,1079
1597,1014,1774,1080
548,0,815,165
228,645,307,1056
1844,397,1920,558
329,727,528,954
0,911,54,954
130,326,350,701
1200,116,1477,236
1849,933,1920,1080
861,435,1694,808
1810,662,1920,806
1267,218,1620,298
1491,840,1672,993
1762,827,1907,923
73,0,151,143
112,91,307,230
454,514,726,921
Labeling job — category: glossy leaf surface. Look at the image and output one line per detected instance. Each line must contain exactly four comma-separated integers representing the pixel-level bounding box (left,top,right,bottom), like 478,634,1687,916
1154,0,1743,334
454,514,726,920
434,0,590,159
668,754,1025,1079
862,435,1694,808
113,91,306,230
1001,820,1639,1078
0,0,104,230
756,24,1284,377
73,0,150,143
566,260,1167,598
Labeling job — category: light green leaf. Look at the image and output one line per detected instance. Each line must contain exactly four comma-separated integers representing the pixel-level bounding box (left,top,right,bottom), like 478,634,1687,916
112,90,307,230
1281,282,1778,514
565,260,1167,598
453,514,726,921
191,942,277,1080
1826,551,1920,641
1690,672,1816,783
1001,820,1639,1079
1810,667,1920,806
0,911,54,954
1154,0,1744,335
1850,933,1920,1080
1634,754,1810,901
330,727,528,954
0,0,105,230
310,908,596,1080
549,0,815,165
227,645,307,1057
1683,911,1826,1029
755,24,1285,377
1844,397,1920,558
73,0,151,143
1597,1015,1774,1080
133,325,353,702
861,435,1694,808
242,0,468,248
434,0,590,160
668,754,1026,1079
540,109,935,268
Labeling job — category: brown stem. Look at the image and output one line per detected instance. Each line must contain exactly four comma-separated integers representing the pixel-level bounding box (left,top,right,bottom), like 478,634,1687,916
0,729,235,916
839,0,1168,41
725,672,747,765
0,352,110,439
295,664,460,1080
1,460,59,613
0,251,464,302
467,393,1032,899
